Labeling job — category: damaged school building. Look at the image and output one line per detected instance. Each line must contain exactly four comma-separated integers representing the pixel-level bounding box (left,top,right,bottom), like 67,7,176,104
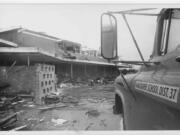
0,27,119,104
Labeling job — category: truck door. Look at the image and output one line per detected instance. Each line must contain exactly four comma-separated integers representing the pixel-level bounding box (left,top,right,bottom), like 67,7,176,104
128,9,180,130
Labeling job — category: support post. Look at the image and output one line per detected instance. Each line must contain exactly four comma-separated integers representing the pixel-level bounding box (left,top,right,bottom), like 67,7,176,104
84,64,87,77
103,67,106,77
70,63,73,80
27,56,30,67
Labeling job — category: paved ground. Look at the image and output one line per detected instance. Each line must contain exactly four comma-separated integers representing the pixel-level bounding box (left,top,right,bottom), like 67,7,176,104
14,84,122,130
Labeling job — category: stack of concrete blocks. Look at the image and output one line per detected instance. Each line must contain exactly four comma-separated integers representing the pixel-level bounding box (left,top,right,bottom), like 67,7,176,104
35,63,56,104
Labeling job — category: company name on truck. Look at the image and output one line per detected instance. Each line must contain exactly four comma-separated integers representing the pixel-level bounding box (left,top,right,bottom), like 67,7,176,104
135,81,179,103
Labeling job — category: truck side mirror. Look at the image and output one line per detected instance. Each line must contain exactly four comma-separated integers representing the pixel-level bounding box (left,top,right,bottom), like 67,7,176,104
101,13,118,60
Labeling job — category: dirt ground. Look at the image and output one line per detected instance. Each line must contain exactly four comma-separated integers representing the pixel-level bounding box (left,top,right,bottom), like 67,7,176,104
10,84,122,131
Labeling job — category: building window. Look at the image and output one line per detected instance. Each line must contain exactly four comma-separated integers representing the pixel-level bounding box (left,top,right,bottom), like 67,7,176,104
159,9,172,55
41,81,44,87
47,88,49,93
43,89,46,94
45,67,48,71
167,9,180,53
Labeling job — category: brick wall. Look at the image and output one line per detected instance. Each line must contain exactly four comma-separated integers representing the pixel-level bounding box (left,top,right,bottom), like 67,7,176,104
0,63,56,104
0,66,36,94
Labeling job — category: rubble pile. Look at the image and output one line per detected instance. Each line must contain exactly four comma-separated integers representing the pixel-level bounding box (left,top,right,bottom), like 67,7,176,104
0,75,115,131
0,82,34,131
43,92,79,105
0,95,27,131
57,76,114,88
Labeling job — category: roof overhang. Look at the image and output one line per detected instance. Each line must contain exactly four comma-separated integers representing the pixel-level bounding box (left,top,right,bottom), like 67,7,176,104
0,47,117,67
0,47,59,65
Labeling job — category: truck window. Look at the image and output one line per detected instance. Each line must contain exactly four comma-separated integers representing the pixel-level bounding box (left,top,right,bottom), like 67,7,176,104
159,11,171,55
167,9,180,53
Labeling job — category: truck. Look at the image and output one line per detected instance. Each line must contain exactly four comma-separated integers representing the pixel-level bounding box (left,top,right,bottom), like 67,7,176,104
101,8,180,130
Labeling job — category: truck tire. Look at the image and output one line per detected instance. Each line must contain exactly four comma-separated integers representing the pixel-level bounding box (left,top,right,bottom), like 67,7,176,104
113,94,123,114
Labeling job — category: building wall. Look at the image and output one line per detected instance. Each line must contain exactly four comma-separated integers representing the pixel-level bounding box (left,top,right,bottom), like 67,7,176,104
0,65,36,94
81,50,98,57
0,63,56,105
62,40,81,53
55,63,119,83
17,31,58,55
0,30,19,44
0,30,60,56
55,63,71,83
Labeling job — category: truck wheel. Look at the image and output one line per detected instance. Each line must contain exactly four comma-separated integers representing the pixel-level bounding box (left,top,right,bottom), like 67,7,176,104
113,105,119,114
119,115,125,130
113,94,123,114
113,106,125,130
113,94,125,130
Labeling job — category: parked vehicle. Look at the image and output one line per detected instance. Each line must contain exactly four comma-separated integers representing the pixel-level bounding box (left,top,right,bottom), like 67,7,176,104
101,8,180,129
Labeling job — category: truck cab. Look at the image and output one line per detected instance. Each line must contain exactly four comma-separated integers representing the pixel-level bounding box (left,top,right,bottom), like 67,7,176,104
101,9,180,130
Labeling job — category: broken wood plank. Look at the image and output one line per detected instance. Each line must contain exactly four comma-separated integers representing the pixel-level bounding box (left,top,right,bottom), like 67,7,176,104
0,113,17,127
10,125,27,131
17,94,33,98
38,104,67,111
0,113,17,130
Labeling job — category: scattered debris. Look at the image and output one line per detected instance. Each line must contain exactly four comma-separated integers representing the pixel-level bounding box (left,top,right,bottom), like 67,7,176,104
85,110,100,118
61,95,78,104
18,99,26,103
22,103,36,108
72,120,77,123
59,83,69,88
39,118,44,123
0,96,22,111
27,118,37,121
85,123,94,130
0,113,17,130
16,110,25,119
51,118,68,126
100,120,107,127
0,84,117,130
87,98,99,103
63,53,76,59
0,81,10,90
28,104,35,108
0,99,12,111
38,103,67,111
10,125,27,131
10,96,22,103
88,80,94,86
86,98,106,104
44,93,60,104
18,94,34,99
88,77,114,86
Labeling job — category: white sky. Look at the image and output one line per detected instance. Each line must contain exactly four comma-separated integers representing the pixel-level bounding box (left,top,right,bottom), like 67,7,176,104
0,4,159,60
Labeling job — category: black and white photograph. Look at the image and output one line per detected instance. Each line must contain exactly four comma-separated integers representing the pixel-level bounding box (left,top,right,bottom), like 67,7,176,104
0,2,179,132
